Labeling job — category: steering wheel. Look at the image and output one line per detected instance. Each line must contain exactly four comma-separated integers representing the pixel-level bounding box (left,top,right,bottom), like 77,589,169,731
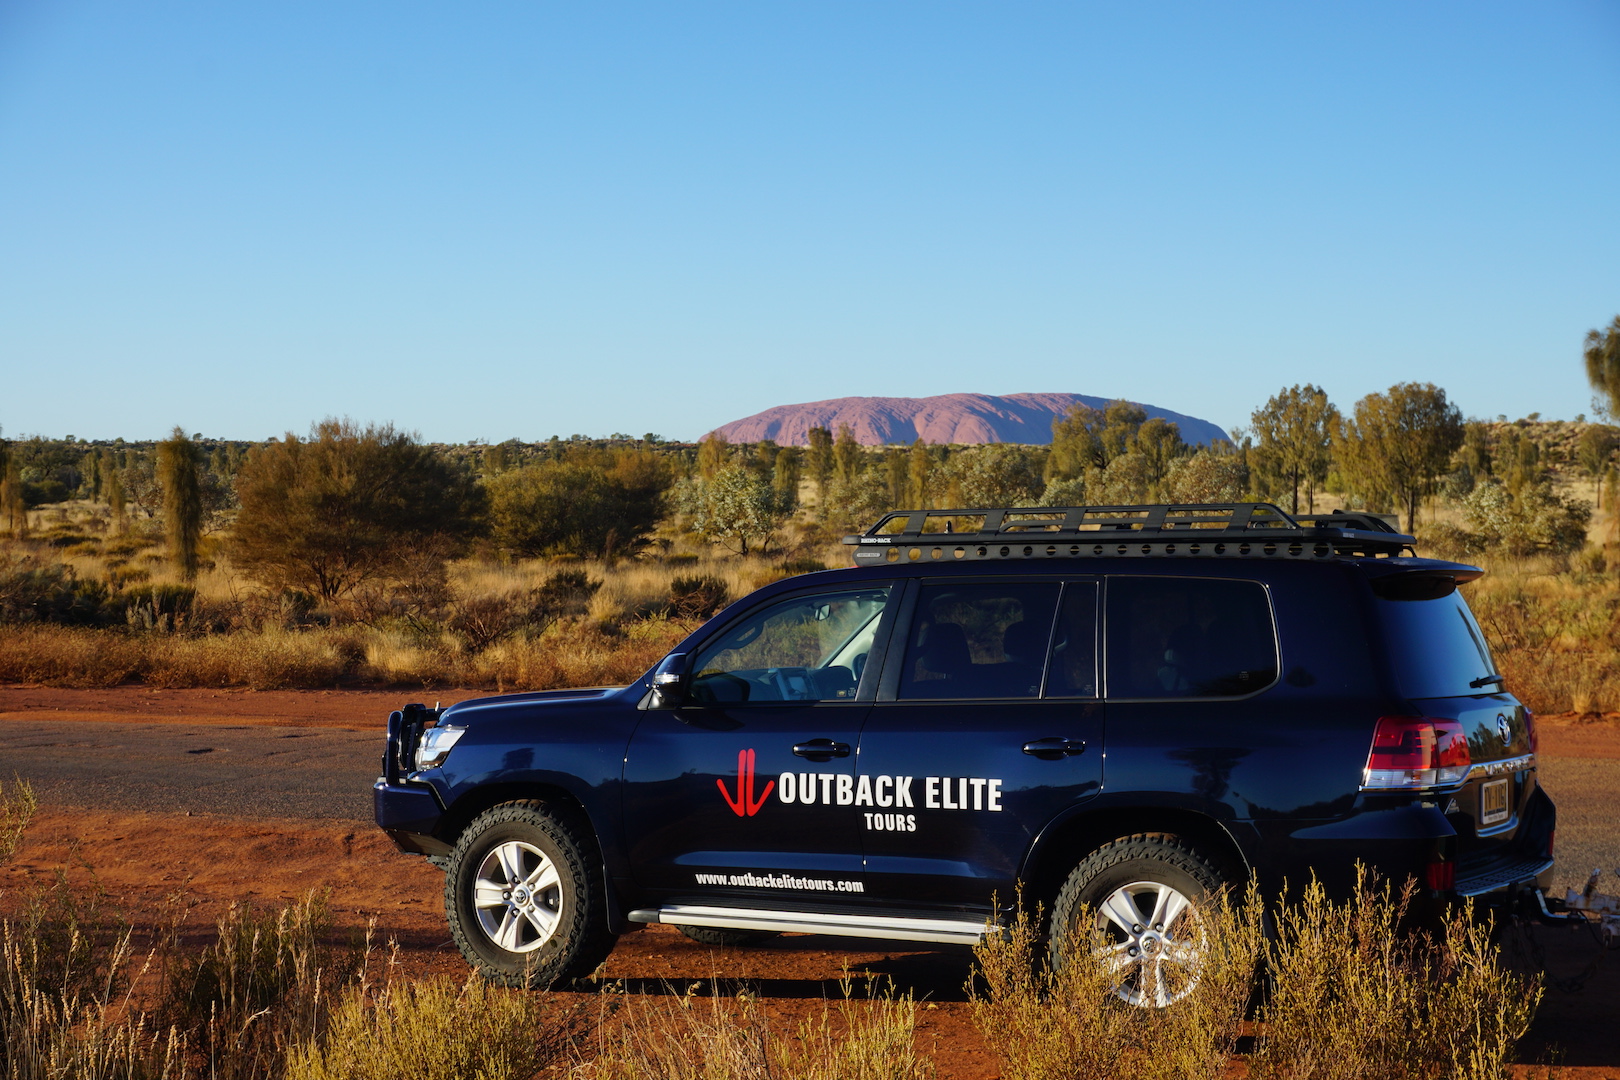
767,667,812,701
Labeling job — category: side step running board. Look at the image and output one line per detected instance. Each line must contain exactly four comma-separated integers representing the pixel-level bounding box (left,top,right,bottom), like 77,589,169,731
627,905,990,945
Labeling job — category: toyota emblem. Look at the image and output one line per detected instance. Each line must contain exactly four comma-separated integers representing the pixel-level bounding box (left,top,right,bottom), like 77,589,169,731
1496,714,1512,743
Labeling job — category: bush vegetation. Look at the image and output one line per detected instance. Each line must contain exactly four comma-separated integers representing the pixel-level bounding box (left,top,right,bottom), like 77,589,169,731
0,786,1555,1078
1,389,1618,708
972,871,1540,1080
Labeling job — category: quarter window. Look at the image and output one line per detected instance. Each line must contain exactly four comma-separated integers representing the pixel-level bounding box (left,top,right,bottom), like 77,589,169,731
1105,577,1277,699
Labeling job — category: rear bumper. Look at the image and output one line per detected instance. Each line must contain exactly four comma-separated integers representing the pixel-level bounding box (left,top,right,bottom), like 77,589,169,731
1454,855,1555,900
374,778,452,857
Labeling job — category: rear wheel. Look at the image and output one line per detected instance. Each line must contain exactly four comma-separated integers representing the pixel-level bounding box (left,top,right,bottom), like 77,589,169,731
675,925,782,948
1050,833,1231,1007
445,801,616,988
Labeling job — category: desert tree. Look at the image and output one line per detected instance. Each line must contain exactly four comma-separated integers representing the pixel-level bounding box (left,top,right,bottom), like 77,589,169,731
488,449,668,559
679,464,791,555
231,419,485,604
944,444,1046,508
1248,384,1339,514
1133,417,1187,499
107,465,126,533
1585,314,1620,419
806,426,835,504
749,439,779,480
771,446,801,509
908,439,937,509
1577,425,1619,508
696,433,731,480
1335,383,1465,533
1046,400,1152,483
156,426,205,581
884,447,908,508
1165,446,1249,503
832,423,863,488
0,435,23,538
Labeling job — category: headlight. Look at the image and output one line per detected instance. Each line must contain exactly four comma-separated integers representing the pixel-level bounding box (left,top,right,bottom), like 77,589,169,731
415,724,467,770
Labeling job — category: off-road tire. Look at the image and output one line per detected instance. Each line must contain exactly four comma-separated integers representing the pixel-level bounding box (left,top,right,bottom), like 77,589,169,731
445,801,616,988
1050,832,1233,1007
675,925,783,948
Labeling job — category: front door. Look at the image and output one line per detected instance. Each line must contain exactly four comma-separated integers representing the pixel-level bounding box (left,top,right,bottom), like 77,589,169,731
623,583,894,905
857,578,1104,910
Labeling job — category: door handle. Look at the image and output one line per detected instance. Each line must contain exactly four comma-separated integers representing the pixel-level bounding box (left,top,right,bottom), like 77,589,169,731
1022,737,1087,760
793,739,851,761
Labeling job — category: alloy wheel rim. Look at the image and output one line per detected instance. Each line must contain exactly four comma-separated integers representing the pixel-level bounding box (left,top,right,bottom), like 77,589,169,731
1090,880,1205,1007
472,840,564,953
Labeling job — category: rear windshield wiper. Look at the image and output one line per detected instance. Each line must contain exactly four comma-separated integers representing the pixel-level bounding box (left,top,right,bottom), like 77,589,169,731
1469,673,1506,689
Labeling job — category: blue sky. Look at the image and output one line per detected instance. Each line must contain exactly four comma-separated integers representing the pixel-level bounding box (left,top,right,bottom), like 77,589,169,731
2,2,1618,444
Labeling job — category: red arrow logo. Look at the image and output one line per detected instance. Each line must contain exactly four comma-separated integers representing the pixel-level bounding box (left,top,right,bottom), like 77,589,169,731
717,748,775,817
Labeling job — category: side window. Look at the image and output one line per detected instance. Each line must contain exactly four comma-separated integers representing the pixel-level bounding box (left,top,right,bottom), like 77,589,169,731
1105,577,1277,699
897,582,1061,700
689,587,891,704
1045,582,1099,697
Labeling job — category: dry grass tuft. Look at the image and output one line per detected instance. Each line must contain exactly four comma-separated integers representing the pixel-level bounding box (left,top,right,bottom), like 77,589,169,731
970,886,1263,1080
1250,869,1541,1080
578,978,933,1080
287,975,584,1080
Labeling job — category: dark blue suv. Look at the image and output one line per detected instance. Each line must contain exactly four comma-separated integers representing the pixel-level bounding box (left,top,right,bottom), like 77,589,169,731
374,504,1555,1000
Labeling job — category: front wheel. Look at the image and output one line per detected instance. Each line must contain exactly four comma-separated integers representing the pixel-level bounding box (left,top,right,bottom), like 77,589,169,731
444,801,616,988
1050,833,1231,1008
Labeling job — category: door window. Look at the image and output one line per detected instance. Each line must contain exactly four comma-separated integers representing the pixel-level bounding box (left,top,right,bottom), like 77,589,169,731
897,582,1062,700
1104,577,1277,699
689,586,891,704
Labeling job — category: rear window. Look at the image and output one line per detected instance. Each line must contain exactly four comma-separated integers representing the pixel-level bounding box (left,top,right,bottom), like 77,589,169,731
1376,590,1498,699
1104,577,1278,699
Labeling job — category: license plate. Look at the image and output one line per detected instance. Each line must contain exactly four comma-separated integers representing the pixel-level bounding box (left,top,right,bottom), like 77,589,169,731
1480,778,1510,826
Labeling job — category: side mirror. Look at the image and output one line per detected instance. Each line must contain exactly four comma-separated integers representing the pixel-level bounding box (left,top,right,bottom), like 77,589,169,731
650,652,690,708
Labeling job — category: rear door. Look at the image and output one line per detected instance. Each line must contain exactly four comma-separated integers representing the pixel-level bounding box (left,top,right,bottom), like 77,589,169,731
1372,579,1547,878
855,577,1104,910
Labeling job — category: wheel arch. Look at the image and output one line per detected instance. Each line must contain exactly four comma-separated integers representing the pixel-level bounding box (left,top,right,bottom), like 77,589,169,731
1018,804,1251,913
439,781,594,845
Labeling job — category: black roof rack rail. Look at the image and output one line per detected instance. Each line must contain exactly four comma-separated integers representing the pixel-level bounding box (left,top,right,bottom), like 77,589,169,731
841,503,1416,565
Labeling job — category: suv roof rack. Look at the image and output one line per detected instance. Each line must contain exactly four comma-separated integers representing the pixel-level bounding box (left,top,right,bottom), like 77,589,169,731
842,503,1416,565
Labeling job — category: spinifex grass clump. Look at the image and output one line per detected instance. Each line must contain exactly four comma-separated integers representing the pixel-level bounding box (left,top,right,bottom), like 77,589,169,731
1,794,186,1080
1251,869,1542,1080
160,891,360,1080
970,885,1265,1080
286,975,585,1080
579,977,934,1080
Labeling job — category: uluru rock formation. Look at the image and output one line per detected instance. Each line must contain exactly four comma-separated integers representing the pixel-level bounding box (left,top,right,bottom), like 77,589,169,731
709,393,1229,447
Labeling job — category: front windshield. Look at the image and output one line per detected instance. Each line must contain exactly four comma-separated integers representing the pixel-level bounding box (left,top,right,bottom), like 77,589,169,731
690,587,890,703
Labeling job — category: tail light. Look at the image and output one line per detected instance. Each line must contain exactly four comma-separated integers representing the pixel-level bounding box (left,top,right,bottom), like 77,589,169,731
1525,709,1537,754
1361,716,1471,791
1424,860,1456,891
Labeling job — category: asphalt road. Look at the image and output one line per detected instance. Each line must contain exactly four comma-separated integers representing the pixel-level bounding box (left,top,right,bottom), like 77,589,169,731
2,720,1613,893
0,719,382,822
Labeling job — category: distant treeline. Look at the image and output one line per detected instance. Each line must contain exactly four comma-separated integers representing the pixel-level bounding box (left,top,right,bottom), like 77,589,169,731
3,378,1619,603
